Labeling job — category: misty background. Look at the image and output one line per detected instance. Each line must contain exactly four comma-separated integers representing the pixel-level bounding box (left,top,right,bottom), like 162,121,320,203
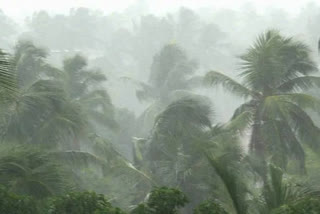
2,1,320,213
2,0,320,120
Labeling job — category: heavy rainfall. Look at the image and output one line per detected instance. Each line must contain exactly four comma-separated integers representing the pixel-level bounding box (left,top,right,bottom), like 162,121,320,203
1,0,320,213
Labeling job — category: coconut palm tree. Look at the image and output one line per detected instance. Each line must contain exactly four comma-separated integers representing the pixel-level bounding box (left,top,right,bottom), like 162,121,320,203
133,95,253,212
206,154,320,214
2,45,116,149
124,44,201,136
204,30,320,171
46,54,118,137
12,40,53,88
0,145,68,198
0,79,85,148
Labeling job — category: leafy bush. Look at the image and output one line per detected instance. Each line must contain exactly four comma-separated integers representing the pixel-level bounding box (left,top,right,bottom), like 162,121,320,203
130,204,152,214
0,186,38,214
272,197,320,214
47,191,126,214
131,187,188,214
194,200,228,214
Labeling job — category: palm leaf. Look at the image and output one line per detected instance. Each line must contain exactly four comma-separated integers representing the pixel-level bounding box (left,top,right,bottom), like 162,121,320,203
206,151,248,214
277,76,320,92
0,51,17,95
204,71,256,99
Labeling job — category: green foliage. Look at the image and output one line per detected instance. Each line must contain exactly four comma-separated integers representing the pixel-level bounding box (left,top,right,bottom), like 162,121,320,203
271,197,320,214
0,186,38,214
206,147,248,214
130,204,152,214
193,200,228,214
0,50,17,96
132,44,199,136
131,187,188,214
0,146,67,198
2,27,320,214
1,79,86,147
47,191,126,214
147,187,189,213
204,29,320,171
13,40,50,88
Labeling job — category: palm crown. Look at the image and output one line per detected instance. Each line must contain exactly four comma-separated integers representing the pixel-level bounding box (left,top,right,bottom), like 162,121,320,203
205,30,320,170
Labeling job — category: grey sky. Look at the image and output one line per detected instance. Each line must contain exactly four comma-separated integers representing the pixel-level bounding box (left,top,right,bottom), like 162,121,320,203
1,0,318,21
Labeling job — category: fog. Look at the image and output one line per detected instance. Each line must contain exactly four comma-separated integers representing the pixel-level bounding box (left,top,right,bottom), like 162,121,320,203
1,0,320,213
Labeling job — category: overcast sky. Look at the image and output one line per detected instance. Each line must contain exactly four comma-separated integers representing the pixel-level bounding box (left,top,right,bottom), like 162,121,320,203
1,0,318,21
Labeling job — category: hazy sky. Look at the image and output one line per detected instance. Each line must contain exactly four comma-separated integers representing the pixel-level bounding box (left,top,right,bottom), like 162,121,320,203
1,0,317,21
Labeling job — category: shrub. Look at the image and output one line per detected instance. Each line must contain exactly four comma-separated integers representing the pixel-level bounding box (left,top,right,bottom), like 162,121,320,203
47,191,126,214
194,200,228,214
272,197,320,214
0,186,38,214
131,187,188,214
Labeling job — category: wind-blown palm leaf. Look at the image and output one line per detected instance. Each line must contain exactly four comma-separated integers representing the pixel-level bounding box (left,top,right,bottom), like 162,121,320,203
261,96,320,147
224,111,253,134
0,51,17,95
279,93,320,113
277,76,320,92
51,133,155,185
260,164,320,213
204,71,256,99
154,96,213,130
258,120,303,170
287,104,320,149
259,96,320,167
0,146,67,198
206,150,248,214
231,100,257,119
0,79,86,147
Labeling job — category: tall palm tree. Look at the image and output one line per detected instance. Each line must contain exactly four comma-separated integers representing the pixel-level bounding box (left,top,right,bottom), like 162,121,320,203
0,79,86,148
12,40,53,88
134,95,252,212
46,54,117,135
2,49,116,149
204,30,320,170
124,44,201,136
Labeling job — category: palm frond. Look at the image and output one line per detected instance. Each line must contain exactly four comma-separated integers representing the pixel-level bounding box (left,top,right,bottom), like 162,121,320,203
0,146,66,198
154,96,213,131
120,76,156,102
225,111,253,134
239,29,316,92
287,104,320,149
0,51,17,95
279,93,320,113
206,151,248,214
277,76,320,92
204,71,256,99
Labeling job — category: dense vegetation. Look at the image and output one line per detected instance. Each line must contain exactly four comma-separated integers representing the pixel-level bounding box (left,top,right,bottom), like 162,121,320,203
1,5,320,214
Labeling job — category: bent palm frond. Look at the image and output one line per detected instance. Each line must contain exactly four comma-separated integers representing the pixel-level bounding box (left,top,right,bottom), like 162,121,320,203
277,76,320,92
204,71,256,99
0,51,17,96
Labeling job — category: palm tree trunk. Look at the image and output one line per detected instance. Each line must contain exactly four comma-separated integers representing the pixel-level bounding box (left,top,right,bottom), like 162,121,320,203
250,110,265,157
250,109,268,183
